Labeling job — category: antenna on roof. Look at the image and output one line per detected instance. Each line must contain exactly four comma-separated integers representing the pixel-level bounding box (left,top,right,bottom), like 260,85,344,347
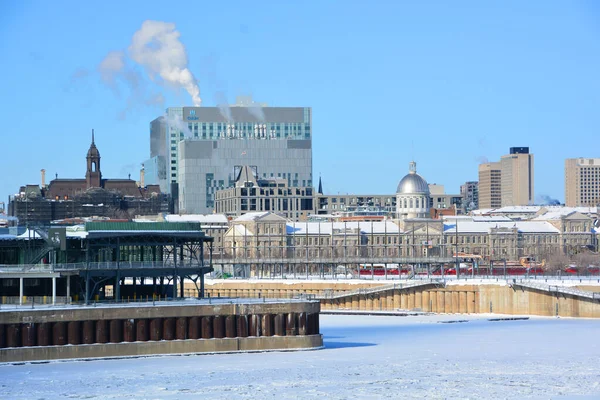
92,129,95,144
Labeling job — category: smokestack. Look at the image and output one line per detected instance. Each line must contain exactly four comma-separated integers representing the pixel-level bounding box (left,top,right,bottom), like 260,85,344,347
41,169,46,187
140,166,145,188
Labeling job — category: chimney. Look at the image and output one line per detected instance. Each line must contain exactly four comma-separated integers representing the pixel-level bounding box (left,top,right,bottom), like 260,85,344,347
41,169,46,187
140,165,145,188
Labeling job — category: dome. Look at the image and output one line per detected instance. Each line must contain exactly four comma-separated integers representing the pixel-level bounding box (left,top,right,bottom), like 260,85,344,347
396,161,429,194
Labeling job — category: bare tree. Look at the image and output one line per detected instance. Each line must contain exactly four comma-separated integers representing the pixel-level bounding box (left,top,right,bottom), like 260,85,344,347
544,253,570,274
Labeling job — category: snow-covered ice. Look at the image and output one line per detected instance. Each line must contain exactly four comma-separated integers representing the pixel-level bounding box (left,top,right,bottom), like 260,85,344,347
1,314,600,399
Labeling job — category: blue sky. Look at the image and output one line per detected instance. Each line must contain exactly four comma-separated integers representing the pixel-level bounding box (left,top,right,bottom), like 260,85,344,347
1,1,599,206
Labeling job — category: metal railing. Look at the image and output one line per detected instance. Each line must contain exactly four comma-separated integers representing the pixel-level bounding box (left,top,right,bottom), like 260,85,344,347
0,261,207,273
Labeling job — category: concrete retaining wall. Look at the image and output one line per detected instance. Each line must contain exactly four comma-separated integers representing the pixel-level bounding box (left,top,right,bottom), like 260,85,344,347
0,300,322,363
200,281,600,318
1,334,323,363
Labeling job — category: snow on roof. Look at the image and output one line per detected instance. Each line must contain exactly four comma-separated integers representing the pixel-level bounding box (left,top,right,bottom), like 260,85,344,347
233,212,271,221
472,216,512,222
229,224,254,236
491,206,542,213
166,214,229,224
544,205,597,214
444,220,560,234
17,229,44,239
533,207,597,221
286,221,401,235
471,209,494,215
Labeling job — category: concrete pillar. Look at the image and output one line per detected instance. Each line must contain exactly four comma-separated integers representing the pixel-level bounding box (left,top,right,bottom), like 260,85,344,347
366,297,373,311
95,320,108,343
176,317,187,340
52,277,56,306
274,314,285,336
22,323,36,347
249,314,261,337
298,312,307,336
213,316,225,339
359,296,366,310
123,319,135,342
422,291,431,312
401,292,407,310
431,290,438,313
66,275,71,303
109,320,123,343
6,324,22,348
225,315,237,338
415,291,422,310
286,313,297,336
19,277,23,306
262,314,274,336
37,323,51,346
82,321,95,344
445,292,452,313
68,321,81,345
136,319,149,341
467,291,475,313
52,322,67,345
236,315,248,338
352,296,359,310
452,292,460,313
0,323,6,348
438,291,446,313
459,292,467,313
407,292,415,310
149,318,162,341
188,317,200,339
393,291,401,309
201,316,213,339
163,318,175,340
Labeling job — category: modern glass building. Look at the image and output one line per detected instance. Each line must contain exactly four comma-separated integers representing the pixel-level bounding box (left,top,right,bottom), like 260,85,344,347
145,99,312,214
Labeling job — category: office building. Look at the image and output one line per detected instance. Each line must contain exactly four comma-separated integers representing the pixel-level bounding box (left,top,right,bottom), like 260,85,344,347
565,158,600,207
478,162,501,209
145,97,312,214
500,147,534,207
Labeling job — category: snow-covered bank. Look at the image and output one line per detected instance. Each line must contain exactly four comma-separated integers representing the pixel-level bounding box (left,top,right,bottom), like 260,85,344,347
1,314,599,399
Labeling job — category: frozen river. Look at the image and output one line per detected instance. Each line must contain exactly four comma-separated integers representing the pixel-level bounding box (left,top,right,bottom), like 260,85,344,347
1,314,600,399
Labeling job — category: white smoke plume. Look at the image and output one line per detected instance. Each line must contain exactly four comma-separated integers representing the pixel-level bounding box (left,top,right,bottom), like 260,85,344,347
214,91,233,122
98,51,126,92
248,103,265,122
128,21,201,106
164,113,193,137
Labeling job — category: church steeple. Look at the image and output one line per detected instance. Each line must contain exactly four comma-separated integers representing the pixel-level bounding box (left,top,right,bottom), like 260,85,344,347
86,129,102,188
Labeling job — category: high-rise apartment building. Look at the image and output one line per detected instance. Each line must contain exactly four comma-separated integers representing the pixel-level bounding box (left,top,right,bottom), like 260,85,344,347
500,147,534,207
460,181,479,213
478,162,501,209
565,158,600,207
145,97,313,214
